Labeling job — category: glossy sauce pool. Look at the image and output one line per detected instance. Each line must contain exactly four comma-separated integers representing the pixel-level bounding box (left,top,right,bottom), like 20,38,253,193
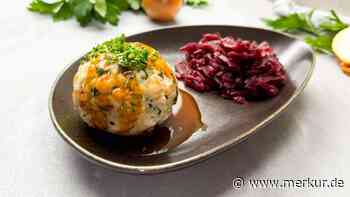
86,89,204,156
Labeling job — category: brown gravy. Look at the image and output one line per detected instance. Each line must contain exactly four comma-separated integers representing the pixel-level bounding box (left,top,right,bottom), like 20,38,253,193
87,89,203,156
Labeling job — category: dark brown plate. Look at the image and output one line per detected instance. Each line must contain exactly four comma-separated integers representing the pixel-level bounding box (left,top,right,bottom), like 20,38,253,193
49,25,314,174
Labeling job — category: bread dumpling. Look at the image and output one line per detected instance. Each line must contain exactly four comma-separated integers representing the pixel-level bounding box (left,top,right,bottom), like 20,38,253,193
72,36,178,136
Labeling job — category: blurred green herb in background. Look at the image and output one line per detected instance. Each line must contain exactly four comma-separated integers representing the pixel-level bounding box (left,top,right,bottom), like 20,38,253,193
264,10,348,54
28,0,133,26
185,0,208,7
28,0,208,27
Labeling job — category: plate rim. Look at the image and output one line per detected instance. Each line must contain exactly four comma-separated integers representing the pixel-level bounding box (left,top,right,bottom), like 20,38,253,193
49,25,316,174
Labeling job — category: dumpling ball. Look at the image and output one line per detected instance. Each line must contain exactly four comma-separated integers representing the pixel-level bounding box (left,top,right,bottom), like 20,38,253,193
72,36,178,136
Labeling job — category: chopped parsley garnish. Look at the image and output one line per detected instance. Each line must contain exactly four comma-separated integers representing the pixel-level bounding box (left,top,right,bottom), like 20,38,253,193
118,44,149,70
85,35,149,71
158,72,164,78
96,67,106,76
149,50,159,62
148,102,161,115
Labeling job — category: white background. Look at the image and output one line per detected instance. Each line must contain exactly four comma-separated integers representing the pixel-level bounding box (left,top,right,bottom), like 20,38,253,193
0,0,349,196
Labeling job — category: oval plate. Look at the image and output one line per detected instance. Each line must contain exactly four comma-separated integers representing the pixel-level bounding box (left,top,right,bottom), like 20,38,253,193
49,25,314,174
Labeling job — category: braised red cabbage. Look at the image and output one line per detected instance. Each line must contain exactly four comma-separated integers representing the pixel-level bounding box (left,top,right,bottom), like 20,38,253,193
176,33,287,104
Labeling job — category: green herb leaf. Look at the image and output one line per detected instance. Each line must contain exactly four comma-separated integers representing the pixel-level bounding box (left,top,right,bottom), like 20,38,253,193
264,10,349,55
127,0,141,10
28,0,64,14
305,35,333,54
53,3,73,21
105,1,121,25
28,0,205,27
72,0,94,26
264,11,319,35
27,0,150,27
92,9,107,24
185,0,208,6
110,0,129,11
319,10,348,33
94,0,107,17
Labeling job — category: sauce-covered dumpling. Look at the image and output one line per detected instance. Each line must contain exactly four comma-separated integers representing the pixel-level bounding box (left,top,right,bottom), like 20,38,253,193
73,36,178,136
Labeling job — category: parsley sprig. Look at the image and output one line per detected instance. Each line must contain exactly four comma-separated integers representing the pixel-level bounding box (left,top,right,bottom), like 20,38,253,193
85,35,149,71
28,0,208,27
264,10,349,54
264,10,319,35
28,0,140,26
319,10,349,33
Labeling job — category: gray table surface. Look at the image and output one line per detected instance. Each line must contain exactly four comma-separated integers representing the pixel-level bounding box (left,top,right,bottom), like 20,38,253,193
1,0,349,196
